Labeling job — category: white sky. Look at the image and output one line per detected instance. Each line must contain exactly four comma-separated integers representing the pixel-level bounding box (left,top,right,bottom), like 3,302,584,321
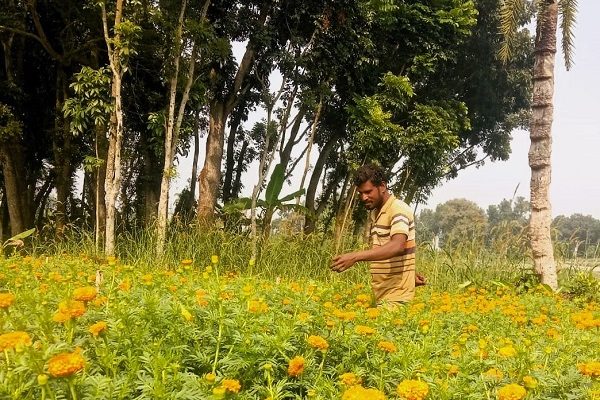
171,1,600,219
424,1,600,218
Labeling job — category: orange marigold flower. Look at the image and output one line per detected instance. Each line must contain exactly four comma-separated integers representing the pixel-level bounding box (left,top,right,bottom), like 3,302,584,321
307,335,329,351
0,331,32,351
58,300,86,318
89,321,108,337
366,308,381,319
340,372,362,386
92,296,108,307
53,311,71,323
220,378,241,393
342,384,386,400
397,379,429,400
377,341,397,353
181,259,193,266
355,325,376,336
73,286,97,302
248,300,269,313
47,349,85,378
288,356,305,377
0,292,15,308
497,383,527,400
118,279,131,292
578,361,600,377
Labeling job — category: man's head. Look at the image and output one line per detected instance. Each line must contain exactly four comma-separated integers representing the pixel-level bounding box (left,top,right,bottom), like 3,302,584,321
354,163,389,210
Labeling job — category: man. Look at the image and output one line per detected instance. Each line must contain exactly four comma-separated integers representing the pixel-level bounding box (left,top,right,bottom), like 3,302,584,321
331,163,422,305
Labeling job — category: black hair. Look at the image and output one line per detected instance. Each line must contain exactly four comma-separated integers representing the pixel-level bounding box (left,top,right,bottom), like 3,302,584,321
353,163,386,187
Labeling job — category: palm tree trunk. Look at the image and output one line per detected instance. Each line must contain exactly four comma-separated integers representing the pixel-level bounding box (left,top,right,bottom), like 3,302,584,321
529,0,558,289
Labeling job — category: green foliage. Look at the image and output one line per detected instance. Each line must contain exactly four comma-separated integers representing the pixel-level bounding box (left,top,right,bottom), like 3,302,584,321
0,103,23,141
63,67,112,136
562,270,600,303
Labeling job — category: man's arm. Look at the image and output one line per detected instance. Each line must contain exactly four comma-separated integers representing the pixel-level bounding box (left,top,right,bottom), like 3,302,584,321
330,233,407,273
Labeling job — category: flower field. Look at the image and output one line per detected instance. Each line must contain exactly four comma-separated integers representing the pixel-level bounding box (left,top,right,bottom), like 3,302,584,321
0,254,599,399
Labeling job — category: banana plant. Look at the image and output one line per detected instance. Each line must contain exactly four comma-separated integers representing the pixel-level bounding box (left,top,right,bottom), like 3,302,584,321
1,228,35,256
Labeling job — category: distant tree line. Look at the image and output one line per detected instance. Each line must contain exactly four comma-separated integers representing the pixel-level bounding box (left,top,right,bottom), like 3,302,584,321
418,197,600,257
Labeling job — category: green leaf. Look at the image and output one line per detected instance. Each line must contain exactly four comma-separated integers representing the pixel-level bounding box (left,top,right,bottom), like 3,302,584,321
457,280,473,290
278,189,305,203
264,164,284,206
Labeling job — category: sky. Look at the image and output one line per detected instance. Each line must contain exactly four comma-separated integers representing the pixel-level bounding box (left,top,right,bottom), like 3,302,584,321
171,1,600,219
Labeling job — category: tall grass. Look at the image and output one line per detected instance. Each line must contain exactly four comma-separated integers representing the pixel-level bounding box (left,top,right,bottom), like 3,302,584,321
25,222,565,293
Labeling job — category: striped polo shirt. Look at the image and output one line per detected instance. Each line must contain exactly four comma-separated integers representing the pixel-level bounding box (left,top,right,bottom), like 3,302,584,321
369,195,416,303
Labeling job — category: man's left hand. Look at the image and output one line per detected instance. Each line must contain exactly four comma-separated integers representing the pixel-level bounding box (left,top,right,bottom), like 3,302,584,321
331,253,359,273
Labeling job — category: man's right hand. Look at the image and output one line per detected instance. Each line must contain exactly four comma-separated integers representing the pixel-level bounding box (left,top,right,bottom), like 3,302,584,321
330,253,358,273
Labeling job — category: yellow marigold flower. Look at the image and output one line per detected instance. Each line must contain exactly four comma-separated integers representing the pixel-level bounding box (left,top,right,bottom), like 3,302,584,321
180,305,193,322
446,364,459,376
282,298,292,305
578,361,600,377
92,296,108,307
73,286,97,302
181,259,193,266
141,274,153,285
355,325,376,336
356,294,371,303
37,374,49,386
366,308,380,319
522,375,537,389
219,291,233,301
333,309,356,321
307,335,329,351
47,349,85,378
340,372,362,386
0,292,15,308
497,383,527,400
211,255,219,264
397,379,429,400
498,345,517,358
342,385,386,400
220,378,241,393
546,328,560,339
484,368,504,380
204,372,216,382
0,331,32,351
377,341,397,353
89,321,107,337
287,356,305,377
212,387,226,398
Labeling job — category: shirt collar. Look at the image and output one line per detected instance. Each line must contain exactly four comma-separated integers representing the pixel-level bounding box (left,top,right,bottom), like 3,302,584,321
371,194,396,223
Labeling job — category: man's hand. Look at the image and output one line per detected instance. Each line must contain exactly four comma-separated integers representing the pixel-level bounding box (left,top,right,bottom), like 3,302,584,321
331,252,359,273
415,273,427,286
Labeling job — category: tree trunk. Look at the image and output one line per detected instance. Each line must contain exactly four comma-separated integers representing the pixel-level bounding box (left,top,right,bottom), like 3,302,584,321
102,0,125,256
189,112,200,205
231,138,249,198
304,136,337,234
297,99,323,204
529,0,558,290
222,111,243,204
0,141,28,235
197,102,226,223
94,124,107,252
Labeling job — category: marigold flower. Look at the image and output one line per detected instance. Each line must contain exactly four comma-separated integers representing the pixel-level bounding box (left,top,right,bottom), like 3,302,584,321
0,292,15,308
47,349,85,378
578,361,600,377
356,294,371,303
73,286,97,302
484,368,504,380
141,274,153,285
118,279,131,292
397,379,429,400
212,387,226,398
498,345,517,357
58,300,86,318
366,308,381,319
181,259,193,266
342,385,386,400
522,375,537,389
53,311,71,323
355,325,376,336
307,335,329,351
340,372,362,386
181,305,193,322
89,321,107,337
497,383,527,400
288,356,305,377
0,331,32,351
377,341,397,353
248,299,269,313
446,364,459,376
92,296,108,307
211,255,219,264
220,378,241,393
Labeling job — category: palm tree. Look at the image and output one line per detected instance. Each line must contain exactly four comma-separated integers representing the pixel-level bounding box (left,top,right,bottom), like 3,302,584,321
499,0,577,290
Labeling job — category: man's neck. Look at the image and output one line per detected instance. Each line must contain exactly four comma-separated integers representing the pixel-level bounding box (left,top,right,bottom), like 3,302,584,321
376,191,391,213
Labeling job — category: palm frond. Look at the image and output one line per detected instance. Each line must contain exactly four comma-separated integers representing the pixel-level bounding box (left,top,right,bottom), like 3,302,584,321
559,0,578,70
498,0,527,63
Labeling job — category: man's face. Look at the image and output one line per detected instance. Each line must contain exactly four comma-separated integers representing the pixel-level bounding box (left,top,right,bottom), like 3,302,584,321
357,180,386,210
